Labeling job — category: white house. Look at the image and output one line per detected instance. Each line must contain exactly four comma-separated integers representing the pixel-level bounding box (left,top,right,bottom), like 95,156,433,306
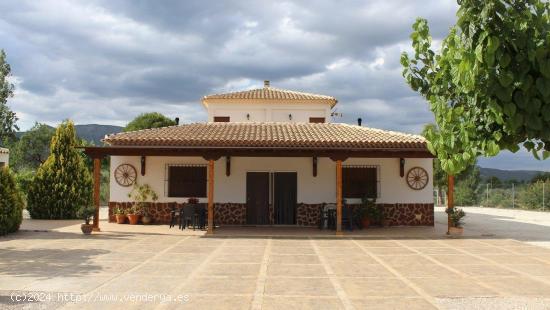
85,81,434,234
0,148,8,167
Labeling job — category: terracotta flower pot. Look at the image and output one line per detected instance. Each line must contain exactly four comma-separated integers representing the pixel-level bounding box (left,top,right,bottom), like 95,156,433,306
115,214,127,224
142,215,152,225
127,214,140,225
449,226,464,236
362,218,370,229
81,224,93,235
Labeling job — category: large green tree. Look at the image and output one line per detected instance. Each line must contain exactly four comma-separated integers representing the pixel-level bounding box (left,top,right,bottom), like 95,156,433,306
11,123,55,170
124,112,176,132
27,120,92,219
0,49,18,145
402,0,550,176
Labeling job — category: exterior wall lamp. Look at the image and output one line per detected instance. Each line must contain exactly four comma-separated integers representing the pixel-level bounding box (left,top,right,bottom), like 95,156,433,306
400,158,405,177
246,113,250,120
289,114,293,120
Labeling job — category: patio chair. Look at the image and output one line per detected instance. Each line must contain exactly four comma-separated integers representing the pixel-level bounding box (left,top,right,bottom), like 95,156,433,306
318,203,328,229
181,205,196,230
195,204,206,230
342,205,353,231
169,203,179,228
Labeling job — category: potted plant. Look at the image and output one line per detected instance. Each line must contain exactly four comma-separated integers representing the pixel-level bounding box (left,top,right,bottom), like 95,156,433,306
353,198,380,229
114,207,127,224
446,207,466,236
126,205,141,225
128,183,158,225
78,206,95,235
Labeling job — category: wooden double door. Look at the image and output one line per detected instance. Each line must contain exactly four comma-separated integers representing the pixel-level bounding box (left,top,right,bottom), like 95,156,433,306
246,172,297,225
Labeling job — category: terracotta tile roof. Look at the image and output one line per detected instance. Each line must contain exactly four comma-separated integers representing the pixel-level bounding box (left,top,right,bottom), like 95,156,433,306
0,147,8,154
103,123,427,151
202,85,337,107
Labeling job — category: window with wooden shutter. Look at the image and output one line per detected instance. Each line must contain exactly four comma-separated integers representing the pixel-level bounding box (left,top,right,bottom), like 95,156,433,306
342,166,378,199
213,116,230,122
309,117,325,123
168,166,207,197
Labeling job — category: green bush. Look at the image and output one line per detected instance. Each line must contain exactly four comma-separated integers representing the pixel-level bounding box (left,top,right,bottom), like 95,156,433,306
0,167,24,235
27,120,92,219
486,188,513,209
13,168,35,203
518,181,548,210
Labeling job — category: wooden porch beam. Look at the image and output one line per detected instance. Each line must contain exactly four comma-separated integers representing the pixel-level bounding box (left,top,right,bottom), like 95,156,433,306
207,159,215,235
92,157,101,231
336,160,343,236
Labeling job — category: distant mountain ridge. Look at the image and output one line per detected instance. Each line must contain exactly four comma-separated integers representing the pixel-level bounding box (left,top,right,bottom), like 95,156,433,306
478,167,545,182
17,124,123,145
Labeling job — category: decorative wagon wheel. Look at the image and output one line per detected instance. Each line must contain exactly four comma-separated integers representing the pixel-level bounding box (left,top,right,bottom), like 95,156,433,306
114,164,137,187
406,167,429,190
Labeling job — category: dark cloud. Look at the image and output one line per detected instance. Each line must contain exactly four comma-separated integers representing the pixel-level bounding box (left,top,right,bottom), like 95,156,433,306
0,0,544,170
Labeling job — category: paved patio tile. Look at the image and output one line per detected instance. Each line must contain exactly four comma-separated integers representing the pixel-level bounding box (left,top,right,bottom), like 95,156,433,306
507,264,550,277
131,262,198,277
179,277,257,295
167,295,253,310
270,245,316,255
410,276,498,297
427,254,482,265
166,246,218,254
210,253,264,263
261,296,344,309
382,254,432,266
340,278,418,298
269,254,321,264
479,254,543,264
150,253,208,263
24,275,114,294
391,264,452,278
478,276,550,296
450,264,518,277
197,263,261,277
265,277,336,296
351,297,437,309
414,247,463,255
217,246,266,255
266,263,327,277
353,239,400,247
365,246,417,255
322,253,378,264
330,262,393,277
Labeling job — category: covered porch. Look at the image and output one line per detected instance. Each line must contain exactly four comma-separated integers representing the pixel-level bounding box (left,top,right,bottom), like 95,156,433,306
84,145,433,236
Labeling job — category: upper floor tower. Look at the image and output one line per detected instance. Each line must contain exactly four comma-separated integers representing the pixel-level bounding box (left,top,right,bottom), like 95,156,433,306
201,80,337,123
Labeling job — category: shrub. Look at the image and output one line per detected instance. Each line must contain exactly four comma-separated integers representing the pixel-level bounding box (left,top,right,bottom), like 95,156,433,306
0,167,24,235
446,208,466,228
518,181,548,210
27,121,92,219
77,206,95,225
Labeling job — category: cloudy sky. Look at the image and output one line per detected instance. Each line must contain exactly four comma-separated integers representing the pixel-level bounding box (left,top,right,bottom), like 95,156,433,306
0,0,548,171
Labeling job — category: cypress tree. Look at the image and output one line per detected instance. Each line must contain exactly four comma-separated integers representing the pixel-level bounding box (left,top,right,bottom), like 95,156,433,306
27,120,92,219
0,166,24,235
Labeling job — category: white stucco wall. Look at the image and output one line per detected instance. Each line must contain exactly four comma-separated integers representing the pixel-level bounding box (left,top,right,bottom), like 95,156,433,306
110,156,433,204
205,101,332,123
0,152,9,167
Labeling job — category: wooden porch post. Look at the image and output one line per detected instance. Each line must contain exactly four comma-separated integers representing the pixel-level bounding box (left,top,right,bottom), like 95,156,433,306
447,174,454,234
336,160,343,235
92,157,101,231
207,159,215,235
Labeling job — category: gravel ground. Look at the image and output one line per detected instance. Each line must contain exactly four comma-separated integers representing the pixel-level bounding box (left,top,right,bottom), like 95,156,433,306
437,297,550,310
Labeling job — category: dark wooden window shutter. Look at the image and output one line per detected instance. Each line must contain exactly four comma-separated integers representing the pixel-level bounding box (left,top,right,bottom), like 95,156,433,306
309,117,325,123
342,167,377,198
213,116,230,122
168,166,207,197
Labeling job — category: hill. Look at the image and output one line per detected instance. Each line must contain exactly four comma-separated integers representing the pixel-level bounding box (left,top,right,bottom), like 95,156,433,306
16,124,123,145
478,167,545,182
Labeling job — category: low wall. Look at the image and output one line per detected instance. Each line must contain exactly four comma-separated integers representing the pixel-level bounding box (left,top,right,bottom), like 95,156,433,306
108,202,434,226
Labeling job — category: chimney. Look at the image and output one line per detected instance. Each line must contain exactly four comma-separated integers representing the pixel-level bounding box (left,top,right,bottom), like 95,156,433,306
175,117,179,125
264,80,270,88
357,118,362,126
